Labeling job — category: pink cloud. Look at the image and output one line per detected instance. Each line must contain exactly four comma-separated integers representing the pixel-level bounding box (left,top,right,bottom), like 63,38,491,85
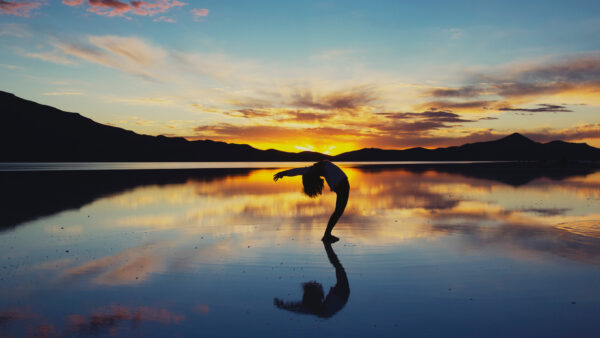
68,305,186,333
153,15,175,23
191,7,208,20
87,0,130,17
194,304,210,314
62,0,82,5
0,0,42,17
130,0,185,16
63,0,187,17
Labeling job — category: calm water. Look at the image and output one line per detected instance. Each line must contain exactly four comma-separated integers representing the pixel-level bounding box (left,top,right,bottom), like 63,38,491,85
1,163,600,337
0,161,501,172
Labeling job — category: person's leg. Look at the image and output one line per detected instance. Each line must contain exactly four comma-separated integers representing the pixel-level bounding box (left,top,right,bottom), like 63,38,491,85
323,182,349,240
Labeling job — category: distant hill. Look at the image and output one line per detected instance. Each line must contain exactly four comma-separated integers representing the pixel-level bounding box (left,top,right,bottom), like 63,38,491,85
0,91,326,161
334,133,600,161
1,91,599,162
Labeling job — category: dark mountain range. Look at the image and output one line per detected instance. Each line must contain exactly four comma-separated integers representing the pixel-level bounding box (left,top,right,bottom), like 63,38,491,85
0,91,325,161
335,133,600,161
1,90,599,161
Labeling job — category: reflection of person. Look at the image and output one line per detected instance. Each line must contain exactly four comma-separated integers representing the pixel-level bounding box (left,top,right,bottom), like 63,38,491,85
274,242,350,318
273,160,349,243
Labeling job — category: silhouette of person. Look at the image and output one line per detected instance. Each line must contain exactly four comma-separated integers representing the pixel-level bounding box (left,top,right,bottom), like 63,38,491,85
273,160,349,243
274,242,350,318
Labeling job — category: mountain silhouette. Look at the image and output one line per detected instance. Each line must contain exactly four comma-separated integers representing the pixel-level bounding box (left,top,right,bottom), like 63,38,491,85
334,133,600,161
0,91,326,161
1,91,599,161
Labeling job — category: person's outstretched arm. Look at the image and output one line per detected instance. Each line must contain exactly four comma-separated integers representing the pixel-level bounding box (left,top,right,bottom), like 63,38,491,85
273,167,310,181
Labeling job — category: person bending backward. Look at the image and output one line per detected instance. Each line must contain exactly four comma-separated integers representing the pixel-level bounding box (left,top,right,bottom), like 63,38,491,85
273,160,349,243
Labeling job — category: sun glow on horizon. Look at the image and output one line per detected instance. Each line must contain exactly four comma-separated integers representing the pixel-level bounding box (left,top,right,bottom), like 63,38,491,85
294,144,338,154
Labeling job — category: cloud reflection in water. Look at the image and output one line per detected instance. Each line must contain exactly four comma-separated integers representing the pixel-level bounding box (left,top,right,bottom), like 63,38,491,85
1,165,600,335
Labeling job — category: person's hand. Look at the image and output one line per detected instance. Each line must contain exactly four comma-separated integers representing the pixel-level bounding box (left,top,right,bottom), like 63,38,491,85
273,172,283,181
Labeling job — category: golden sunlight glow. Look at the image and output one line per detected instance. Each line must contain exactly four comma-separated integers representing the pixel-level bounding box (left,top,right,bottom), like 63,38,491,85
8,165,600,292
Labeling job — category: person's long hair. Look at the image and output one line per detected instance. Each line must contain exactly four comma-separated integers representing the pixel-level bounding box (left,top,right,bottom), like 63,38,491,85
302,168,324,198
301,281,324,311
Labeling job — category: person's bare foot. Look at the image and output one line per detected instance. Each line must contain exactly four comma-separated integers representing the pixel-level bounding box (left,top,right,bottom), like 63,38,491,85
321,234,339,243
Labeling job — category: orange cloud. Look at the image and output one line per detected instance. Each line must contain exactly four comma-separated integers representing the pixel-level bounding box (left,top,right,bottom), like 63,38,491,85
64,0,186,17
44,34,258,85
194,304,210,314
0,0,42,17
63,244,166,285
130,0,186,16
68,305,185,334
24,50,75,65
190,7,208,20
62,0,82,5
153,15,174,22
87,0,129,16
53,35,165,81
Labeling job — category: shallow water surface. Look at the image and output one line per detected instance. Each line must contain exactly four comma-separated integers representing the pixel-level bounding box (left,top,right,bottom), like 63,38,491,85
1,164,600,337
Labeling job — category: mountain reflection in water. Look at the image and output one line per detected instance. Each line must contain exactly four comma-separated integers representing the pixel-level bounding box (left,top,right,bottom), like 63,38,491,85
1,163,600,337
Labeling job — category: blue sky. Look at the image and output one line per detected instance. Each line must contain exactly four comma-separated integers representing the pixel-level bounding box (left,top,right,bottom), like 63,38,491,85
1,0,599,153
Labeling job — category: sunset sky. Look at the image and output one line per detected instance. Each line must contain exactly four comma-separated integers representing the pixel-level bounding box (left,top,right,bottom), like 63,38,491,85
1,0,599,154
